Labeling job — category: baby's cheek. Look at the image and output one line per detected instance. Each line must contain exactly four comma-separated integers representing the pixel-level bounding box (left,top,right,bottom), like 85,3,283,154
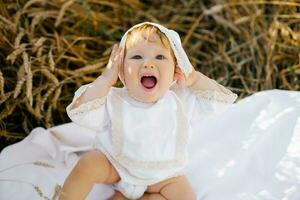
124,65,135,76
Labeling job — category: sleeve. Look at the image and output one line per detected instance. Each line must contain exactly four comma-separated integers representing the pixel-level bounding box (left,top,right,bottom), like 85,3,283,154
193,87,238,113
66,84,109,132
171,84,238,122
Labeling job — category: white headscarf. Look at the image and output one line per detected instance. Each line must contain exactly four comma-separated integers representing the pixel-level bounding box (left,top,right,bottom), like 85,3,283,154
118,22,193,85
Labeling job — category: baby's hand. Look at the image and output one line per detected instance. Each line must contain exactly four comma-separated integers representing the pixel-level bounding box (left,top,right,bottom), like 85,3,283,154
174,66,197,87
101,44,123,86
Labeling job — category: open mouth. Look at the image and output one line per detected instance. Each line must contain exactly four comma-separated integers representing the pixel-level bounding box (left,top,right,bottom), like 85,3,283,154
141,75,157,89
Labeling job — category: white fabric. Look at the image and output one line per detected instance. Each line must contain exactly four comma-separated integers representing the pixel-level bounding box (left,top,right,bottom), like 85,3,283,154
118,21,194,84
113,180,147,200
0,89,299,199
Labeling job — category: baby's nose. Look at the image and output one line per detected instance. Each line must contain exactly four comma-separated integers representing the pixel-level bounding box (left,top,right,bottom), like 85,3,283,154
144,65,155,69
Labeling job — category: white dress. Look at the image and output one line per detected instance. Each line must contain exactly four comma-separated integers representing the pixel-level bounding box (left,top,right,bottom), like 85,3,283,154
65,84,238,198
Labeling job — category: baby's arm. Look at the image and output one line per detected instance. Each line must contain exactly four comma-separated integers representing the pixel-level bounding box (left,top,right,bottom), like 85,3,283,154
175,67,235,96
71,44,122,110
173,67,237,120
70,76,111,110
188,70,235,96
66,44,122,131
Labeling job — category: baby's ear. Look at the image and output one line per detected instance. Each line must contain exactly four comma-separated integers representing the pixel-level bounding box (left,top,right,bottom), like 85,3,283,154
173,66,186,85
175,65,184,74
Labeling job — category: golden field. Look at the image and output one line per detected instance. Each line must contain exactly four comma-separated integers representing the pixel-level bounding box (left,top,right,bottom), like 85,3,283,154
0,0,299,148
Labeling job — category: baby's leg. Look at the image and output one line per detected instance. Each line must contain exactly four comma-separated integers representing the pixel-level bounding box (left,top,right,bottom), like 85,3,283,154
140,175,196,200
59,150,120,200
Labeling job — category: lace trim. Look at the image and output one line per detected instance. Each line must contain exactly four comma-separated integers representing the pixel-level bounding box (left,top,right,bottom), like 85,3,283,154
194,90,238,104
68,97,106,117
110,91,189,170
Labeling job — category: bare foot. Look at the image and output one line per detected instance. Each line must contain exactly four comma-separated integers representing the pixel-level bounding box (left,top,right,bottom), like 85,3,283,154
108,191,128,200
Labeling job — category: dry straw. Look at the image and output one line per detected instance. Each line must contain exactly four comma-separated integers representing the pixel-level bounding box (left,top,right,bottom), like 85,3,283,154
0,0,299,148
0,70,4,96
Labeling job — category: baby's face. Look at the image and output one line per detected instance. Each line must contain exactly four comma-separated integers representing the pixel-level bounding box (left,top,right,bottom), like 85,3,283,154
123,33,176,103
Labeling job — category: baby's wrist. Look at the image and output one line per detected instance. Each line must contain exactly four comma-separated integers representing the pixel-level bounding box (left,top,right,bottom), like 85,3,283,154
187,70,198,88
93,75,114,88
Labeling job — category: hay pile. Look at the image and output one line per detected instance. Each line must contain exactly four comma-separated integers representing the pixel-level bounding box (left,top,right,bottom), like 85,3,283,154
0,0,299,148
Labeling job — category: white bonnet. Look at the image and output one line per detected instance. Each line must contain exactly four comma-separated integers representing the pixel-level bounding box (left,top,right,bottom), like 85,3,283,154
119,22,193,84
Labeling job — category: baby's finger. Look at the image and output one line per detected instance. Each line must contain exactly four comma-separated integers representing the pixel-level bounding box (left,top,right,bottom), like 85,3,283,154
107,45,120,69
175,71,185,79
109,44,118,59
112,43,118,52
175,77,185,85
111,47,123,73
117,46,122,54
113,47,122,62
175,67,184,74
116,47,123,67
174,70,184,79
174,71,186,85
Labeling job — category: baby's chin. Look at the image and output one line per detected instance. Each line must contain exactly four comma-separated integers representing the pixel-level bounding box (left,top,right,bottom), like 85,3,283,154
130,92,161,103
127,87,166,103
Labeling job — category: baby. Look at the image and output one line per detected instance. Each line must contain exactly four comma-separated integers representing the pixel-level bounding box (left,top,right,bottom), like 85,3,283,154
60,22,238,200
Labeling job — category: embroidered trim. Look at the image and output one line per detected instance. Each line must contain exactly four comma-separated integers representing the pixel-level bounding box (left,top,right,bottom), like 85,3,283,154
194,90,238,104
68,97,106,117
99,146,186,185
110,90,189,170
33,161,55,168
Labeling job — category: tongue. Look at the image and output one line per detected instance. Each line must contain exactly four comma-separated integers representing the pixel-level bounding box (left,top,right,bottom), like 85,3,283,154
141,77,156,88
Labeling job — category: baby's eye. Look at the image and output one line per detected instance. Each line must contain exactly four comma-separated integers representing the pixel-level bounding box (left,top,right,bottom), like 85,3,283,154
156,55,165,60
131,55,142,59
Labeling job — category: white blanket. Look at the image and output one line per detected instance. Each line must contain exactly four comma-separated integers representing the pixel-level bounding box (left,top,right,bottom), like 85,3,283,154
0,89,299,200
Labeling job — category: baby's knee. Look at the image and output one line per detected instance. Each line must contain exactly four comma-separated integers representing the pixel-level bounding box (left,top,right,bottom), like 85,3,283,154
76,151,110,179
161,175,196,200
178,176,196,200
80,150,106,163
184,189,196,200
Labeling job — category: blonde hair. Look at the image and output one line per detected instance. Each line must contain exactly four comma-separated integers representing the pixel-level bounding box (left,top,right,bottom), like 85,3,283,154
124,24,176,61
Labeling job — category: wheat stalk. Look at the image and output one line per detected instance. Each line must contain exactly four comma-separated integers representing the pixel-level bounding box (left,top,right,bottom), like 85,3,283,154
30,14,42,34
40,86,56,111
23,52,33,106
37,47,45,62
39,68,59,85
48,49,55,71
55,0,75,27
13,76,26,98
73,61,106,74
0,91,13,104
45,104,53,128
6,43,26,64
33,37,47,52
0,14,17,32
23,0,47,10
0,130,24,140
25,99,43,119
12,10,22,32
0,103,17,121
51,86,61,109
0,69,4,95
14,31,25,49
